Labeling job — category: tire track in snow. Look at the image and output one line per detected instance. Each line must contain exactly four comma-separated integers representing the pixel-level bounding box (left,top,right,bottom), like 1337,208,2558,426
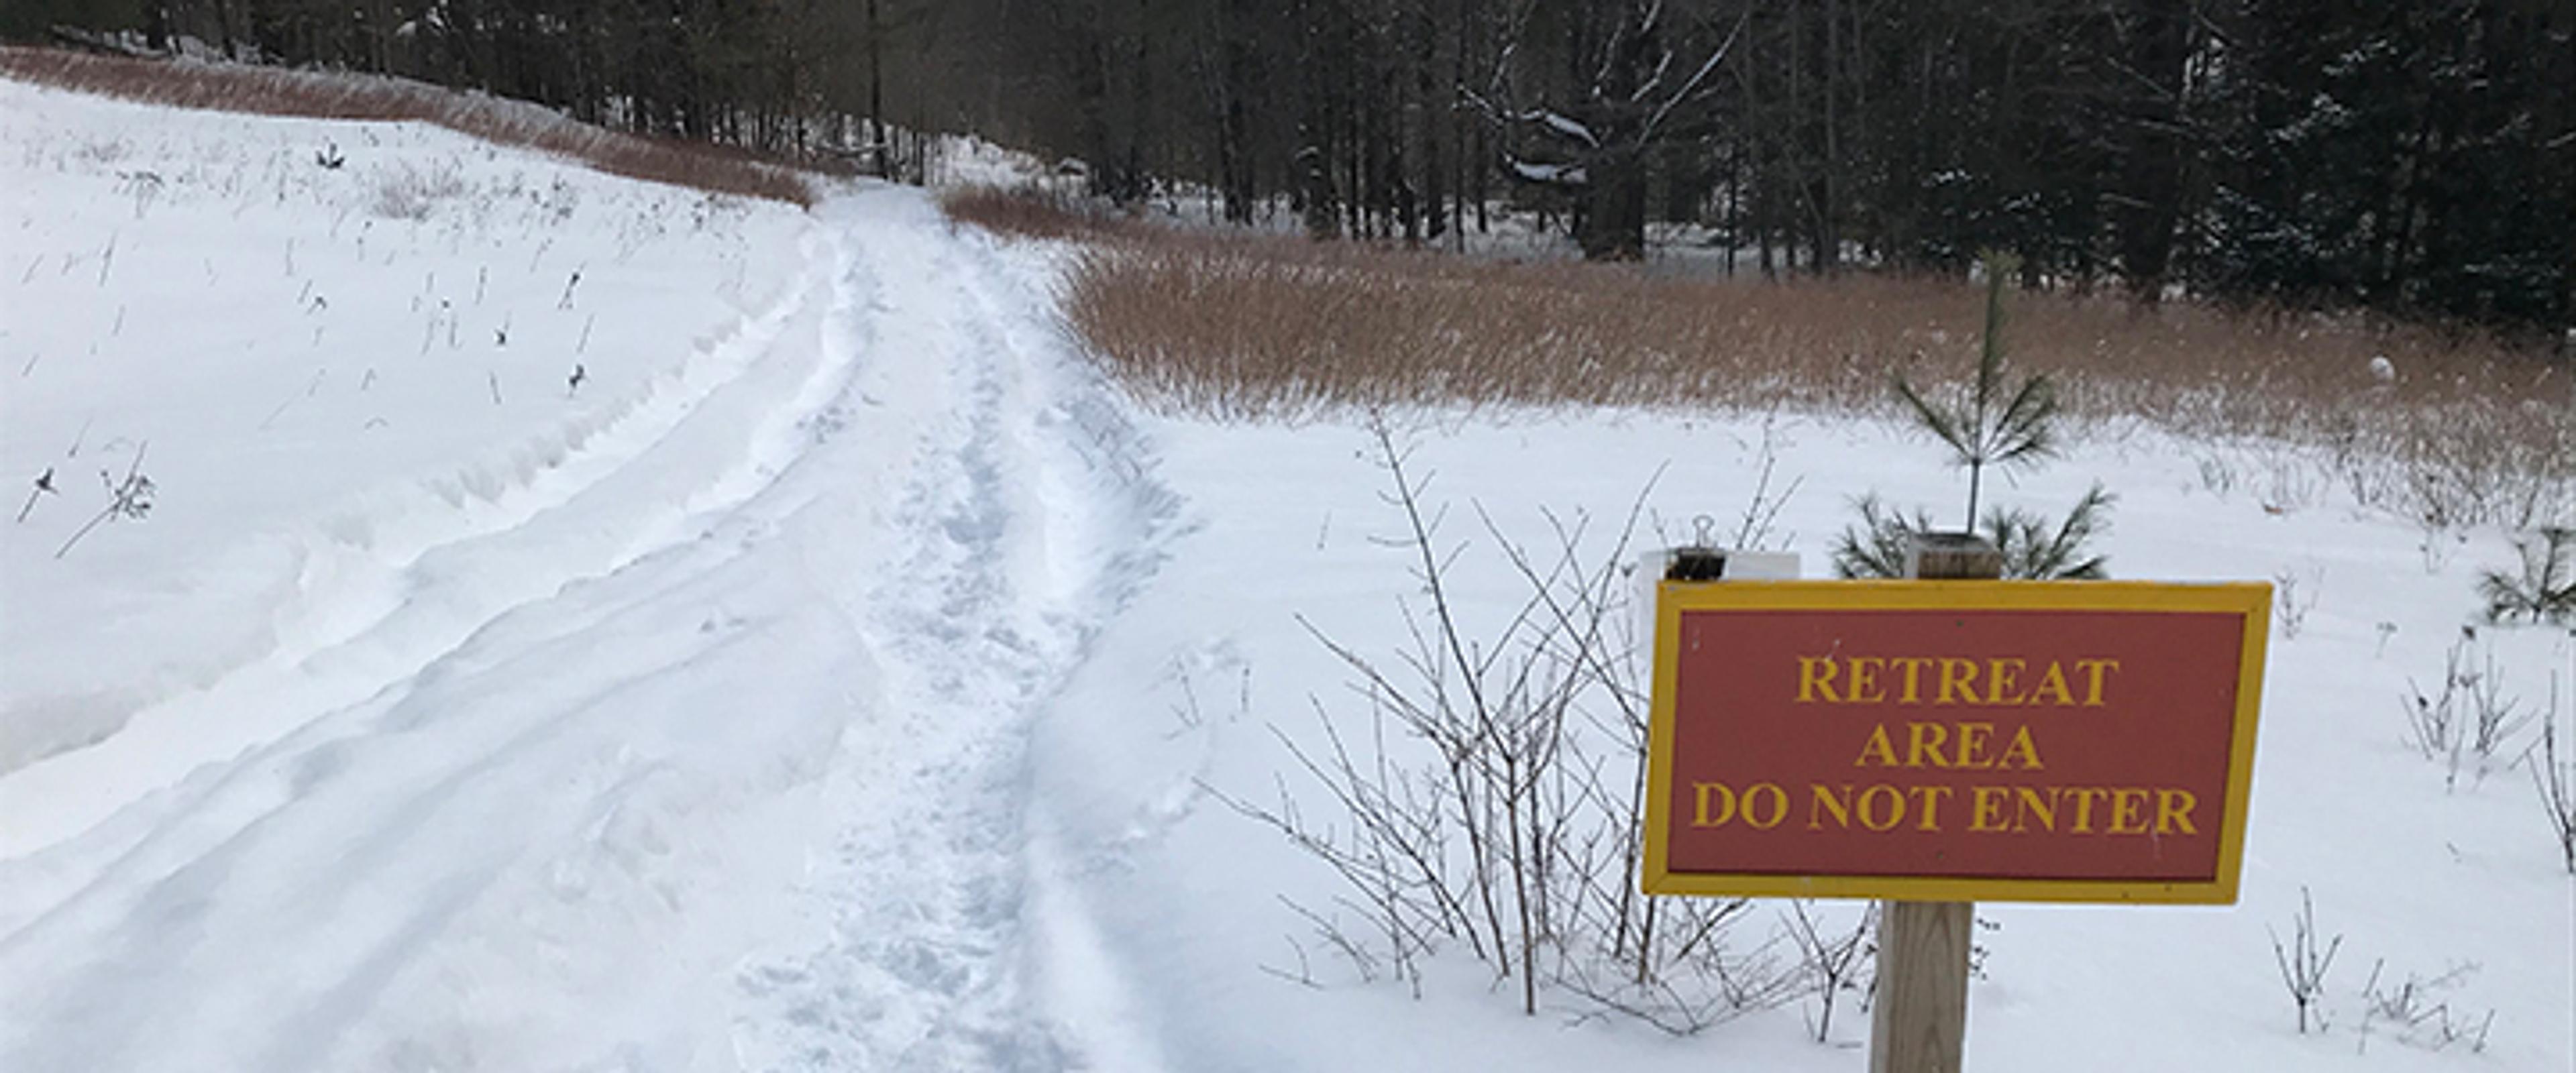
1,222,849,870
0,186,1180,1072
0,207,914,1069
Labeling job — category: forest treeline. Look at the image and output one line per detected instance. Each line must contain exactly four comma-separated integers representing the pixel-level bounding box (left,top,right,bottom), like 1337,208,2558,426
9,0,2571,334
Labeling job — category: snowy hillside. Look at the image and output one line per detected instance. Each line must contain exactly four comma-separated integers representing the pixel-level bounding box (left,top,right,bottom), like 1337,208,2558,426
1,78,809,774
3,77,2570,1072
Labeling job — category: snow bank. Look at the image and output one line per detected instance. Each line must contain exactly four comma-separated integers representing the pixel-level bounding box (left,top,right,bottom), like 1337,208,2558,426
0,78,809,772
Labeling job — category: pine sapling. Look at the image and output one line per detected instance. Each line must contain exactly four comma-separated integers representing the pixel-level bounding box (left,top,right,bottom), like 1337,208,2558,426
1831,485,2114,580
1986,484,2116,579
1829,494,1933,579
1894,251,2059,526
2479,527,2573,625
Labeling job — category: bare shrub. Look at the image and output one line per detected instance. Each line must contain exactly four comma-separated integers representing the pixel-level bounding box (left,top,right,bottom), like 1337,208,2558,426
0,46,815,206
1216,422,1794,1032
2355,960,2495,1054
54,441,155,559
1725,411,1802,551
2402,629,2536,789
2534,683,2576,874
1783,901,1876,1043
2273,567,2319,639
2269,886,2341,1035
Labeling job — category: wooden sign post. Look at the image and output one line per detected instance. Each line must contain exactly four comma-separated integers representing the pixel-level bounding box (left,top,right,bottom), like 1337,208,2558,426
1642,535,2271,1072
1871,534,2000,1073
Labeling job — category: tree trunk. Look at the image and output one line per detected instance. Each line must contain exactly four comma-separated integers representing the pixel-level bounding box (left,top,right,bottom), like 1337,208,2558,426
1578,148,1648,260
2116,0,2190,300
867,0,887,178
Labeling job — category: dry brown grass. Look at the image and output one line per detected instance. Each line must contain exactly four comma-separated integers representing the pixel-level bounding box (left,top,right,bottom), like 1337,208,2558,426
0,46,816,207
944,187,2573,528
937,184,1163,243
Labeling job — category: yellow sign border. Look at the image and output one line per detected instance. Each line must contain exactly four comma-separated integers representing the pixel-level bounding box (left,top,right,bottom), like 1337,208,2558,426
1641,579,2271,905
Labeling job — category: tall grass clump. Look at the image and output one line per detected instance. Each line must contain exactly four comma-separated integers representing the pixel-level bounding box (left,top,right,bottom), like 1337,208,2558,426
965,186,2570,530
936,185,1161,242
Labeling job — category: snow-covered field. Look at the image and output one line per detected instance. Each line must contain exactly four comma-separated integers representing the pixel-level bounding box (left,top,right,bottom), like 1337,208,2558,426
3,78,2569,1072
1,79,808,774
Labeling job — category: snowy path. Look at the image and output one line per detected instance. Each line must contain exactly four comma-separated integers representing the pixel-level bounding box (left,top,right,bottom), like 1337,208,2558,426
0,186,1176,1071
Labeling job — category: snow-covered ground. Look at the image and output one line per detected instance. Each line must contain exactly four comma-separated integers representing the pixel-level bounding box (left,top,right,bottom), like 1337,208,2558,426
1038,414,2573,1072
0,79,808,773
3,77,2569,1072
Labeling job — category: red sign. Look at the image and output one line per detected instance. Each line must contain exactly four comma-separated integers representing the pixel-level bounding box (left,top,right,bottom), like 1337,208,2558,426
1642,581,2269,903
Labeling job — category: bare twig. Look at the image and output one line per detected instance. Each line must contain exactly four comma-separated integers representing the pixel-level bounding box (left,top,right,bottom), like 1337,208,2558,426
2269,886,2341,1035
1227,423,1788,1031
54,441,154,559
15,466,57,524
